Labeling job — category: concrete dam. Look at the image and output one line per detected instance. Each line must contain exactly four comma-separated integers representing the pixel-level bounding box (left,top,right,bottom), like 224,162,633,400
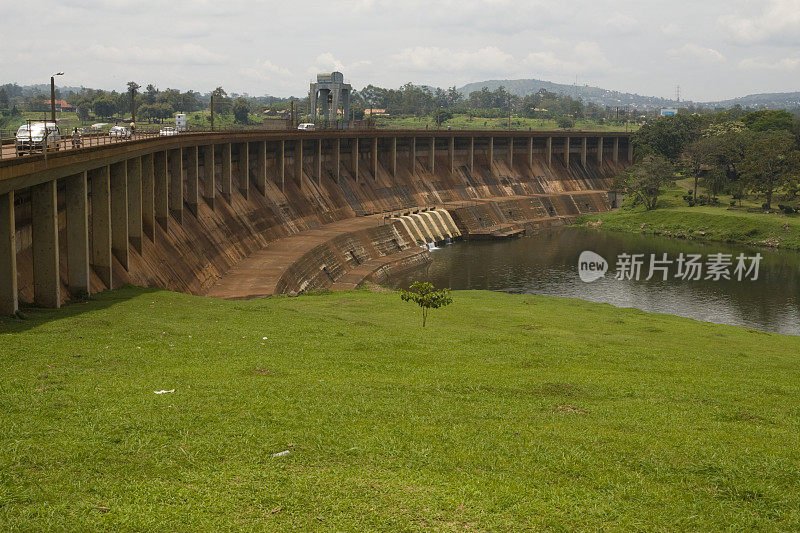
0,130,632,313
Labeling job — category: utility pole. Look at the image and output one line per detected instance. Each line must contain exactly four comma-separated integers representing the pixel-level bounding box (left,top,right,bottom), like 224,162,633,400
50,72,64,123
507,94,512,131
210,94,215,131
129,82,140,128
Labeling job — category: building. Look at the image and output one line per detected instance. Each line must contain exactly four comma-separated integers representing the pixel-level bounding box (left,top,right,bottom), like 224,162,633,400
309,71,352,129
45,99,75,112
175,113,187,131
364,108,388,117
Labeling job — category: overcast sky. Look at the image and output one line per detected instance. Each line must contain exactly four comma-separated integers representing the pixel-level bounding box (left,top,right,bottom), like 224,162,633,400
1,0,799,101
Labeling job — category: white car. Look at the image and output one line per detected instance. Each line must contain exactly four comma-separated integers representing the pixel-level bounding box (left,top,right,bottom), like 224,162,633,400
15,122,61,156
297,123,316,131
108,126,131,139
159,126,178,136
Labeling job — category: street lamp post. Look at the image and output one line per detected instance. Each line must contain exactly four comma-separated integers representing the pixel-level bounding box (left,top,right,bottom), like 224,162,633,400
50,72,64,123
129,82,140,129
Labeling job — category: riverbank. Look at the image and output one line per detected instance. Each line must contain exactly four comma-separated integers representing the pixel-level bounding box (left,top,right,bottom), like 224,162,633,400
576,203,800,250
2,287,799,530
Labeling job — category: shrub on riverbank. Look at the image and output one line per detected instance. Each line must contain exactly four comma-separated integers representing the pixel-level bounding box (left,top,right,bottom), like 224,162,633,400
2,287,800,529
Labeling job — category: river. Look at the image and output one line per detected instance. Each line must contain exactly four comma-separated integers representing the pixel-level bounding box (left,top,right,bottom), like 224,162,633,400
387,227,800,336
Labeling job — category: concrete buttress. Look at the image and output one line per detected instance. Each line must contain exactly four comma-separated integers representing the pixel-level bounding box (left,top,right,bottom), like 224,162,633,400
65,172,90,298
31,180,59,308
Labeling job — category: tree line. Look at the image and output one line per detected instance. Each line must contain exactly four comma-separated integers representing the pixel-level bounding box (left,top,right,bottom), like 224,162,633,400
0,82,282,125
621,110,800,211
1,81,635,127
349,83,625,125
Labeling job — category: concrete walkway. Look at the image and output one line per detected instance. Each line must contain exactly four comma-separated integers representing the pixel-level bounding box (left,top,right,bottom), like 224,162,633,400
205,216,393,299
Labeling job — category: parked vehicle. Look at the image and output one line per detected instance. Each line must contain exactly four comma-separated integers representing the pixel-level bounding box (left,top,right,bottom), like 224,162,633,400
159,126,178,136
109,126,131,139
15,121,61,156
297,123,316,131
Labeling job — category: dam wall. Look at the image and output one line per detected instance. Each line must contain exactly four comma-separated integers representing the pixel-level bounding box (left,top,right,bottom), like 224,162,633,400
0,130,631,310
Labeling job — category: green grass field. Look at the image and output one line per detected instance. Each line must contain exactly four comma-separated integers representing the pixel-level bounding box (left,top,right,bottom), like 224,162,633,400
2,287,799,530
578,183,800,250
374,114,635,132
1,111,633,139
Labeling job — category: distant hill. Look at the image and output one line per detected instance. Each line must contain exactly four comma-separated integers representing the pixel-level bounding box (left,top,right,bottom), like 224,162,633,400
458,78,678,110
458,78,800,111
699,92,800,111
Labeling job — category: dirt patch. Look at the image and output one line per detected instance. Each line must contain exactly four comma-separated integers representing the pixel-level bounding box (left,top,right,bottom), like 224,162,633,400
362,282,395,293
554,404,588,415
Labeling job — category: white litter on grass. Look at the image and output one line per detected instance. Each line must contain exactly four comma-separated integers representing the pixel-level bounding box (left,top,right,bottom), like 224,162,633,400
262,337,268,340
272,450,291,458
154,389,175,394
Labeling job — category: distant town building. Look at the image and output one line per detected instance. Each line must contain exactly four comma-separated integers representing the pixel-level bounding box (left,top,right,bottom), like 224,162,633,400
175,113,187,131
364,108,388,116
45,99,75,112
660,108,678,116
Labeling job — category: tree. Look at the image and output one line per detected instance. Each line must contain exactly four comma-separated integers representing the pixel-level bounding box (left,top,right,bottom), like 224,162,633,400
211,87,232,115
143,84,158,105
617,155,676,210
232,97,250,124
682,136,718,202
180,90,198,113
740,131,800,210
27,93,49,112
742,110,794,132
76,103,90,121
136,104,157,122
633,113,705,161
701,168,727,201
400,281,453,327
92,96,117,118
127,81,140,120
0,88,8,110
556,116,574,130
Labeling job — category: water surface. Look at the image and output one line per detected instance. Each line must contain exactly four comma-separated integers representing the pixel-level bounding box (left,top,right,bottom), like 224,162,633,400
388,228,800,335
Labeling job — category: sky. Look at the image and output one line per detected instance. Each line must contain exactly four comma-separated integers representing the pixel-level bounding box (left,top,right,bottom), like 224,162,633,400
1,0,799,102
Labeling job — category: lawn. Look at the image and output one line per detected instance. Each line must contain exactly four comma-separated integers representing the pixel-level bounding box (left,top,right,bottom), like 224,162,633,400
374,114,635,132
578,184,800,250
1,287,799,530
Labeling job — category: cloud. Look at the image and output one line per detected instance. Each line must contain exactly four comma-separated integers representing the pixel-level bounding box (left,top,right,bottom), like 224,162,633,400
667,44,726,63
660,23,681,36
308,53,371,77
239,60,293,89
718,0,800,45
523,41,611,76
390,46,514,74
602,13,638,33
345,0,566,34
739,53,800,70
88,43,226,65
